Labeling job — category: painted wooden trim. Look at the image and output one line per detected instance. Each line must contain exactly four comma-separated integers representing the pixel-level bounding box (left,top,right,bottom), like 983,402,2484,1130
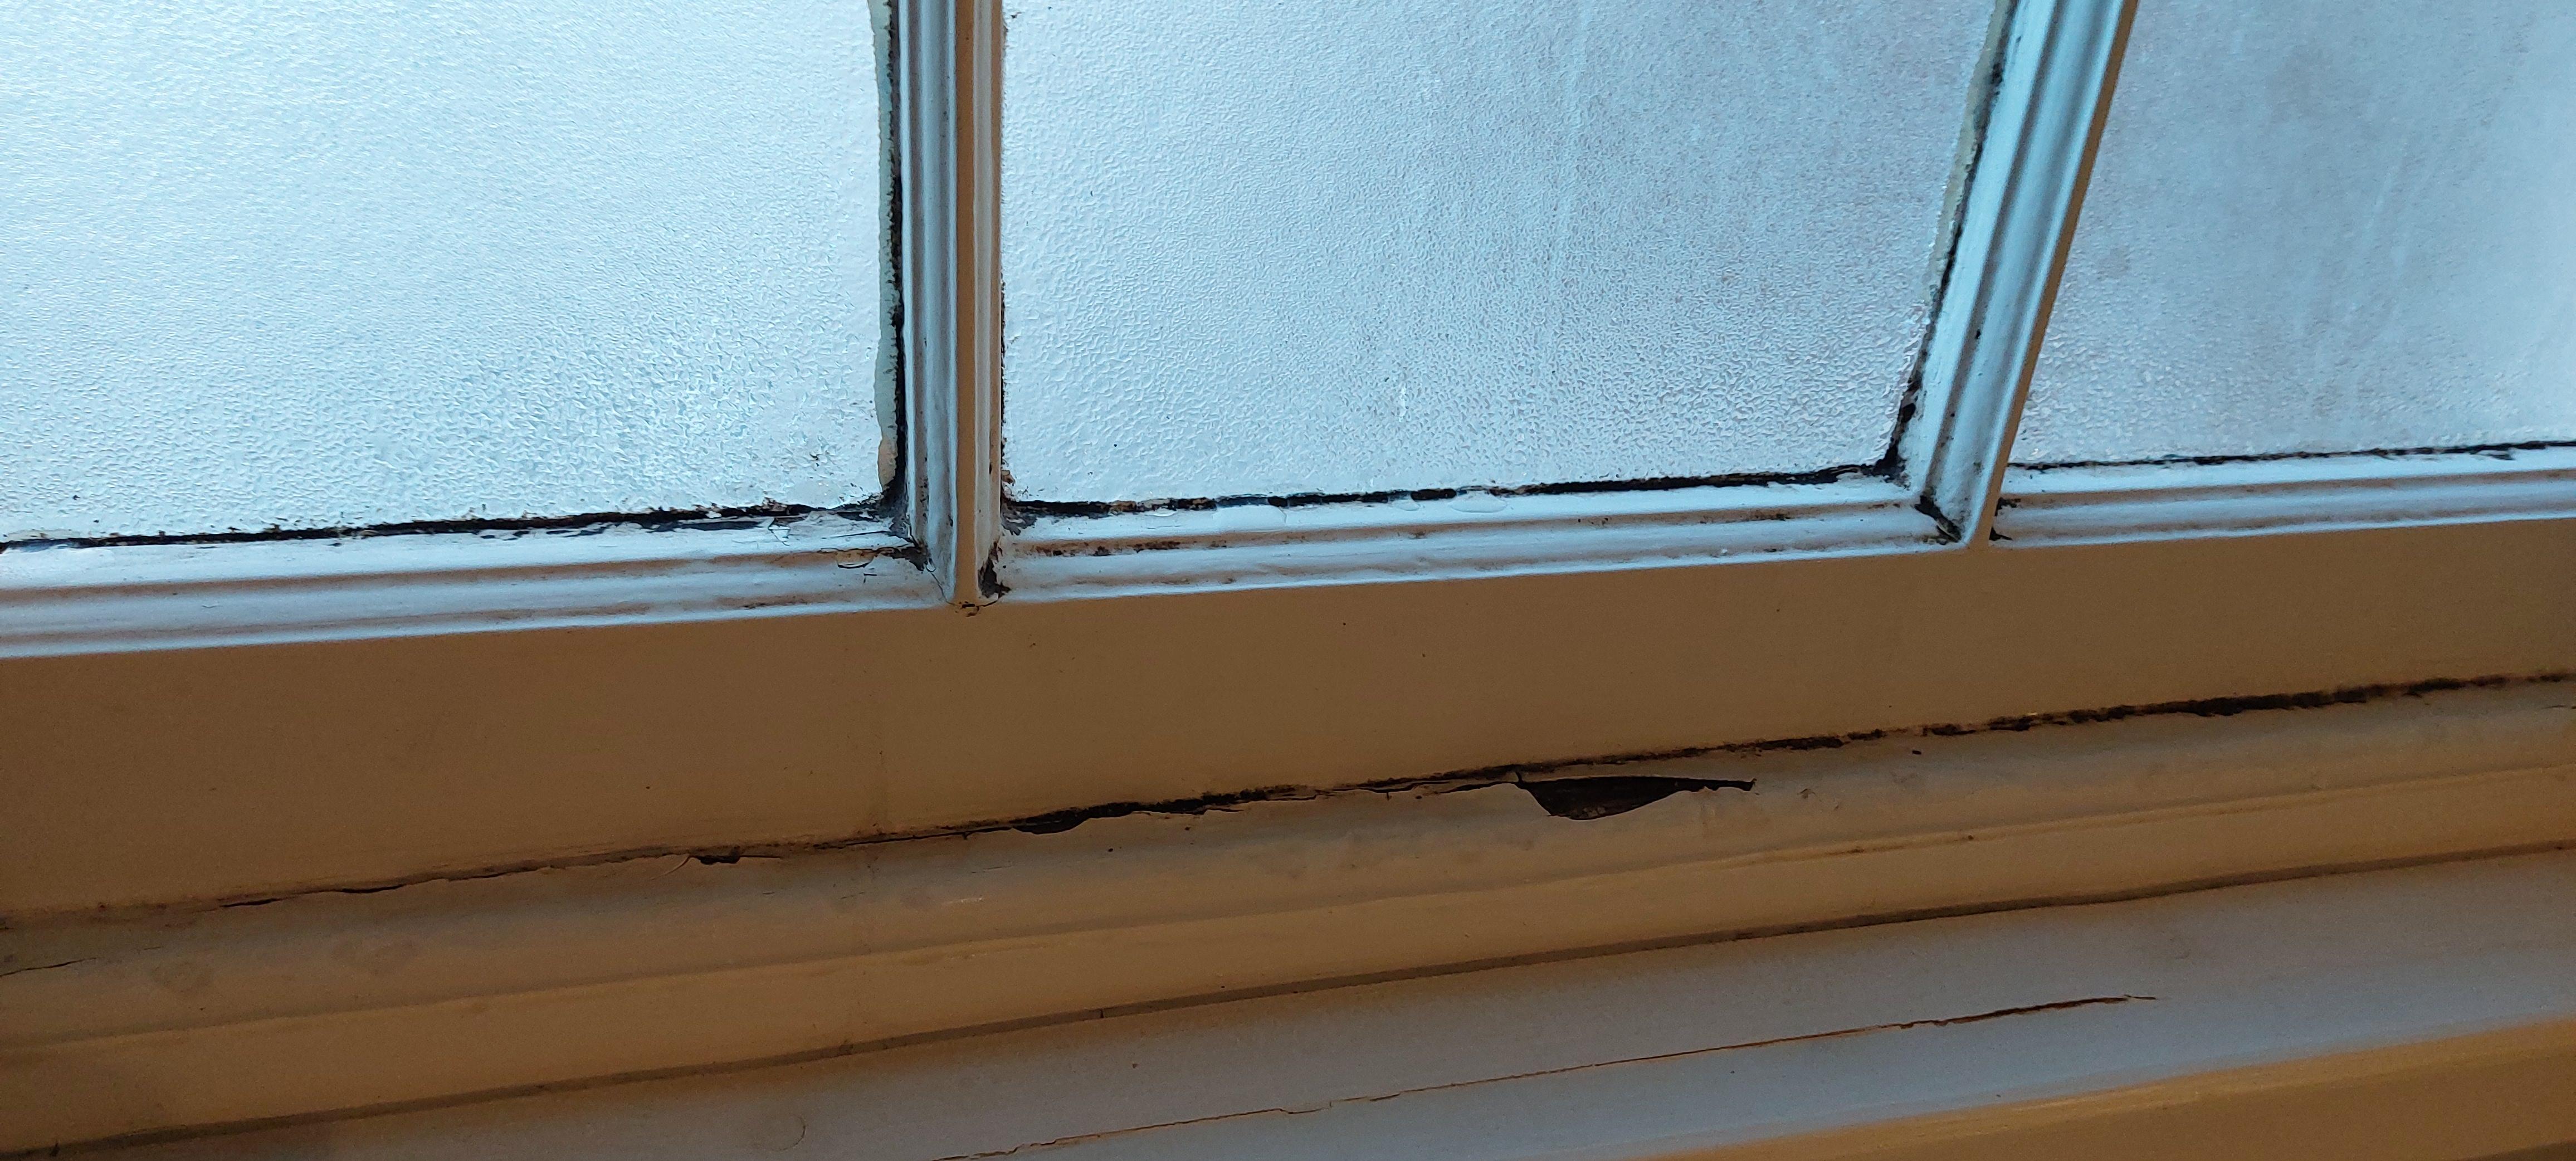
998,479,1939,599
941,0,1006,605
1997,446,2576,546
8,681,2573,1151
0,515,935,658
893,0,964,592
1716,1018,2576,1161
63,847,2576,1161
1907,0,2134,538
14,519,2573,919
10,441,2561,660
893,0,1007,606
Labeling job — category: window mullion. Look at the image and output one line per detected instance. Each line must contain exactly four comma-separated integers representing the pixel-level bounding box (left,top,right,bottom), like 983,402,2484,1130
1909,0,2138,543
900,0,1006,605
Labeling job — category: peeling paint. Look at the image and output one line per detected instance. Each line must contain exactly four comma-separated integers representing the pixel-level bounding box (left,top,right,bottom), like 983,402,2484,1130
1516,776,1755,821
55,670,2563,927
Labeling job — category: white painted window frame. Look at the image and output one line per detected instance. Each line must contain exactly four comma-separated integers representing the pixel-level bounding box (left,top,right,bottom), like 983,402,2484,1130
2,0,2563,648
4,0,2575,919
0,0,2548,640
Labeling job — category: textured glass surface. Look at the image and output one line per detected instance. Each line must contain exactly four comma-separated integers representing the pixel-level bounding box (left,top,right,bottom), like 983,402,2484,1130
1001,0,1998,504
1,1,890,540
2017,0,2576,466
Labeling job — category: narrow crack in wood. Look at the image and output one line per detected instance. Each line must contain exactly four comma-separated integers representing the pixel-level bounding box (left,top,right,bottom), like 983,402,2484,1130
925,995,2155,1160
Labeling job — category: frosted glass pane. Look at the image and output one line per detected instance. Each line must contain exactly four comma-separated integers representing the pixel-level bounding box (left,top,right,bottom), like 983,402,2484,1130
2017,0,2576,466
1,1,890,540
1002,0,1998,504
